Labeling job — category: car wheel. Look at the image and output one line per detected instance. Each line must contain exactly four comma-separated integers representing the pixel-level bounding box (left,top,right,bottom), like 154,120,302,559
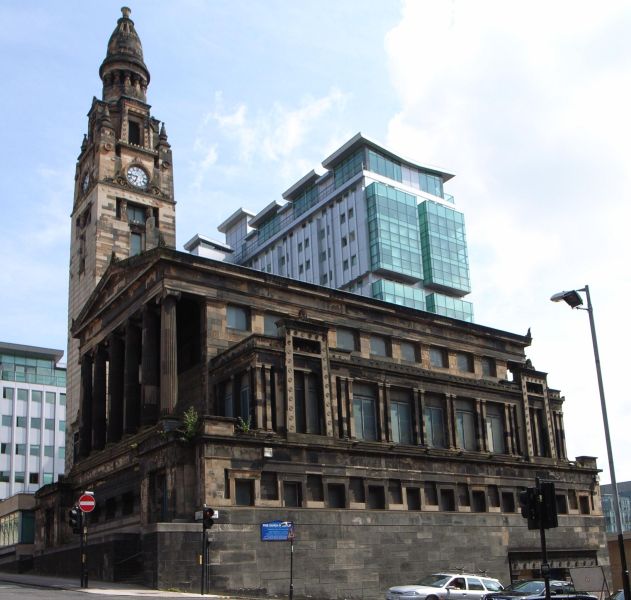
426,595,439,600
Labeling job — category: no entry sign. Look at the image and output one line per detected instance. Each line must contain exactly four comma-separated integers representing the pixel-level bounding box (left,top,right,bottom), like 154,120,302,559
78,494,96,513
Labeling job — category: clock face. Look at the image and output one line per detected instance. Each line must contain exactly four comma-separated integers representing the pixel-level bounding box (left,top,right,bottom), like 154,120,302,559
82,172,90,193
126,165,148,188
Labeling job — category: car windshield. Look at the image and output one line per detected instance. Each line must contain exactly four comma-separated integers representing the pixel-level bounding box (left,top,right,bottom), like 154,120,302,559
416,575,454,588
503,581,545,595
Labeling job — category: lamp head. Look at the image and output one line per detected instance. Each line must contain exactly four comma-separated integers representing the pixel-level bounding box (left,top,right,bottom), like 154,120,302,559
550,289,584,308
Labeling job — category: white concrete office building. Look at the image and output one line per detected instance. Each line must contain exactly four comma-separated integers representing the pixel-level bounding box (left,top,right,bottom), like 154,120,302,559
0,342,66,500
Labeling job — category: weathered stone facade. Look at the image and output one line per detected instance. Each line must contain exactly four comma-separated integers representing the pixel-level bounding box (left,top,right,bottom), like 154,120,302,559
33,246,608,597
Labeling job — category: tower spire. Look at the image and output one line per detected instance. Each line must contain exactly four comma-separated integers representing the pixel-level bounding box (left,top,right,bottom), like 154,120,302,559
99,7,150,103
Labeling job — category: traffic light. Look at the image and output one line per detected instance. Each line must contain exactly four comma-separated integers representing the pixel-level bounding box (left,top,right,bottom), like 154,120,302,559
68,506,82,534
519,487,539,530
202,506,214,530
539,481,558,529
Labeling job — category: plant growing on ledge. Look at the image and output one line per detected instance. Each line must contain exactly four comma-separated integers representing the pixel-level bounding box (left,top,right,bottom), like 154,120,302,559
177,406,200,442
236,415,252,433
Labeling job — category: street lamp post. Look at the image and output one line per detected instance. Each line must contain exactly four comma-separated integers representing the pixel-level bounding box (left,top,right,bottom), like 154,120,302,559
551,285,630,600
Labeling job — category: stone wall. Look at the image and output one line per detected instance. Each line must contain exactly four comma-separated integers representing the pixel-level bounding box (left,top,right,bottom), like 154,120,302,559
147,508,609,599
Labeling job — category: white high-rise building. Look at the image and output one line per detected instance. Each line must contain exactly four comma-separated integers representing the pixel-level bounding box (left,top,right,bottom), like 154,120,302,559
0,342,66,500
187,133,474,321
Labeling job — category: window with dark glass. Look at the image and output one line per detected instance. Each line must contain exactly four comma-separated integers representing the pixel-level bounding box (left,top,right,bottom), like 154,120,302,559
261,472,278,500
423,395,446,448
327,483,346,508
456,352,474,372
29,472,39,484
294,360,324,435
486,404,505,453
227,305,250,331
353,383,378,441
2,387,13,400
390,389,412,444
429,347,448,368
501,491,515,513
367,485,386,509
264,314,280,336
370,335,389,357
455,399,477,451
400,341,417,362
283,481,303,507
307,475,324,502
349,477,365,503
128,120,141,145
407,487,421,510
481,357,497,377
336,327,357,351
424,482,438,505
235,479,254,506
439,488,456,511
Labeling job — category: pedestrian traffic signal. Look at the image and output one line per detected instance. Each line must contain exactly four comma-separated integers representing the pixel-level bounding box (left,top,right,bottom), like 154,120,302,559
519,487,539,530
68,505,82,534
202,506,214,530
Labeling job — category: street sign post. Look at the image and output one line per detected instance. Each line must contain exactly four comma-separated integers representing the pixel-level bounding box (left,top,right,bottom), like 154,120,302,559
261,521,295,600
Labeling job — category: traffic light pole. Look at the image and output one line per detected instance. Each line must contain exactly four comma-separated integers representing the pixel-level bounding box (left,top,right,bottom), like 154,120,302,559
80,515,88,588
536,478,550,600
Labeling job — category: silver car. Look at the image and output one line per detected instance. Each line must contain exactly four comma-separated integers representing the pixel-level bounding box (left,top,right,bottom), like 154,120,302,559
387,573,503,600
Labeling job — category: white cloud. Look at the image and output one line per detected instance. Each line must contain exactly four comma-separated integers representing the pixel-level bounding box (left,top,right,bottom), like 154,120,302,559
383,0,631,483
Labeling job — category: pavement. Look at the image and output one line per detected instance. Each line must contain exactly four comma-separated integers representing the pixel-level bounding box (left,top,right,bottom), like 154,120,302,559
0,570,229,597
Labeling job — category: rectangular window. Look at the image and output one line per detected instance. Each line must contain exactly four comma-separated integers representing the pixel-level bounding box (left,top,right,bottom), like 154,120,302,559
455,399,477,451
341,236,348,247
43,473,54,485
407,487,421,510
235,479,254,506
351,254,357,266
29,472,39,484
45,418,54,430
59,421,66,432
481,357,497,377
46,392,55,404
17,388,28,401
429,347,448,368
32,390,42,403
294,369,323,435
128,120,141,145
30,444,40,456
336,328,357,351
15,443,26,455
343,259,349,271
227,305,250,331
60,393,66,406
130,232,143,256
486,404,505,454
2,387,13,400
0,471,9,483
340,213,346,224
456,352,474,372
305,238,310,248
348,207,354,218
44,445,54,457
390,390,412,445
400,341,417,362
2,415,12,427
439,488,456,511
305,259,310,270
263,314,280,336
370,335,389,356
17,416,27,428
299,264,304,275
424,397,445,448
58,446,65,459
31,417,41,429
0,443,7,454
353,383,377,441
367,486,386,509
327,483,346,508
283,481,303,507
15,472,25,484
298,242,303,253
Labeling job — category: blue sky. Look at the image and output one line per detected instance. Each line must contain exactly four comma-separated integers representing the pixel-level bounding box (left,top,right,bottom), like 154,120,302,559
1,0,630,484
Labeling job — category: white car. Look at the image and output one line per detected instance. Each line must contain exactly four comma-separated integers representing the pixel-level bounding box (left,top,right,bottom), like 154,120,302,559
386,573,504,600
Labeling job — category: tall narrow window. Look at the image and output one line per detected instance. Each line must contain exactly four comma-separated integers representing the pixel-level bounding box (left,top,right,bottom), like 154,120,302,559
227,305,250,331
353,383,377,441
423,395,446,448
128,120,141,145
455,399,477,451
294,367,323,435
390,389,412,445
429,347,448,368
486,404,505,454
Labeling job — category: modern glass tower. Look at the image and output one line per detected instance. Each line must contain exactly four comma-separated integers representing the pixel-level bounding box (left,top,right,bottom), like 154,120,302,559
0,342,66,500
187,133,473,321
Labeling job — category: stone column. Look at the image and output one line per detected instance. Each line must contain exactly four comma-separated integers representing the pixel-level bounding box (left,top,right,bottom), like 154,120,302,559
476,399,486,452
255,364,265,429
79,353,93,458
107,333,125,444
160,292,179,415
504,403,514,455
124,320,142,434
92,346,107,451
382,384,391,442
445,394,456,449
141,305,160,426
414,388,424,445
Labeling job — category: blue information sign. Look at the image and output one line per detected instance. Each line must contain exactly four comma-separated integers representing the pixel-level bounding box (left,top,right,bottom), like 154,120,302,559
261,520,294,542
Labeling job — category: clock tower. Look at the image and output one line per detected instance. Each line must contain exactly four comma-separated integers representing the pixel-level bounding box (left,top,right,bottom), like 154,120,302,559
67,7,175,463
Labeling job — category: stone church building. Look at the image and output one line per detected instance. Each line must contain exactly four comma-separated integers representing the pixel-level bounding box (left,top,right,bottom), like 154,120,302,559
30,7,608,597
